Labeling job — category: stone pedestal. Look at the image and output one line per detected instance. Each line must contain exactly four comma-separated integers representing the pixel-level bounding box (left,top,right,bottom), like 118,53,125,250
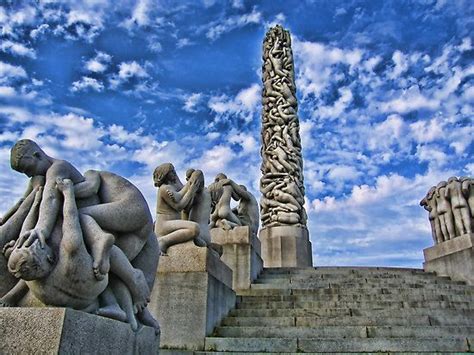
149,242,236,351
423,233,474,285
211,226,263,290
259,226,313,267
0,307,159,354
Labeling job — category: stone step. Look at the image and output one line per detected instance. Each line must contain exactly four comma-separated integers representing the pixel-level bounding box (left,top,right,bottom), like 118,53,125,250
221,313,474,327
249,282,474,291
236,299,474,310
255,275,464,285
237,293,474,304
230,307,474,319
214,325,474,338
204,336,471,353
262,267,429,275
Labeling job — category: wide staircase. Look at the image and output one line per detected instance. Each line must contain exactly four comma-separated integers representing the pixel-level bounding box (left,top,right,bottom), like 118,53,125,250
203,267,474,353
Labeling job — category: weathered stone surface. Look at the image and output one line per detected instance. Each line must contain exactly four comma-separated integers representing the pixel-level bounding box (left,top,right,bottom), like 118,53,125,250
149,242,235,351
0,307,159,354
210,226,263,290
259,226,312,267
423,233,474,285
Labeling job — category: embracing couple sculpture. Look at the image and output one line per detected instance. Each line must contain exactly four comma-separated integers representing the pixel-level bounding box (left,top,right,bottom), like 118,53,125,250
0,139,159,333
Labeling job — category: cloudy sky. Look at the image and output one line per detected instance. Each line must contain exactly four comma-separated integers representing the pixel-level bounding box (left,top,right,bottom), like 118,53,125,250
0,0,472,268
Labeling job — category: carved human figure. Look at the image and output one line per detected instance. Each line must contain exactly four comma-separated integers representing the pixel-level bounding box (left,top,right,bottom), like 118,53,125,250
153,163,201,254
420,186,444,244
9,141,153,310
435,181,456,240
208,173,242,230
184,168,211,246
445,176,472,235
461,177,474,219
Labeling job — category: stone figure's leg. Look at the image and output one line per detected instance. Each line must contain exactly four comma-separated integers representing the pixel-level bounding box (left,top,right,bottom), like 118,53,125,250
157,220,199,254
137,308,160,335
0,280,28,307
109,276,138,331
439,214,448,242
444,211,456,239
108,245,150,313
97,286,127,322
452,208,465,235
429,220,437,244
79,214,115,280
0,189,36,247
434,218,443,244
460,208,472,234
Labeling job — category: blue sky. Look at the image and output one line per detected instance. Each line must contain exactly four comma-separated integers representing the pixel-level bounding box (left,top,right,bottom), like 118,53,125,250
0,0,472,267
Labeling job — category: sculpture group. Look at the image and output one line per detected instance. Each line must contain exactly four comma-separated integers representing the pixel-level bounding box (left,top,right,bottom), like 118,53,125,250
420,177,474,244
260,25,307,228
0,139,258,333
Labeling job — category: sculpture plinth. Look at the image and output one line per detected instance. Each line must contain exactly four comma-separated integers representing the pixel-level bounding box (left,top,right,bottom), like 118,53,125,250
260,225,312,267
423,233,474,285
149,241,235,351
0,308,159,354
211,226,263,290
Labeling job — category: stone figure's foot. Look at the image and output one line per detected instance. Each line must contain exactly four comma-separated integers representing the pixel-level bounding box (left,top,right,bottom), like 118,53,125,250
138,309,161,335
97,305,127,322
194,236,207,247
56,178,73,192
158,239,168,255
92,233,115,281
130,268,151,314
0,299,14,307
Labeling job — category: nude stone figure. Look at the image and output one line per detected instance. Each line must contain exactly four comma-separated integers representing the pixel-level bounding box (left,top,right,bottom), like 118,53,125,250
153,163,201,254
435,181,456,240
446,176,472,236
420,186,444,244
461,177,474,220
209,174,242,230
9,140,152,311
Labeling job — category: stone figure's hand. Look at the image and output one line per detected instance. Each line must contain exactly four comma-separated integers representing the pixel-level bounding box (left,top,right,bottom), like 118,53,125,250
2,240,16,258
17,228,47,249
220,179,231,186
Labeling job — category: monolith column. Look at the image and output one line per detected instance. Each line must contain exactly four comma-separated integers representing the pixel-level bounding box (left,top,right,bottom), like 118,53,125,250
259,25,313,267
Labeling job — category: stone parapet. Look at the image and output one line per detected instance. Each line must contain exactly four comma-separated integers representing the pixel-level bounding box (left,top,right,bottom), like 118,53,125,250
149,241,235,351
211,226,263,290
423,233,474,285
259,226,313,267
0,307,159,354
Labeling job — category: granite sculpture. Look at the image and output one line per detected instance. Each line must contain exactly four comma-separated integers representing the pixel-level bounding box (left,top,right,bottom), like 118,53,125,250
260,25,307,228
208,173,259,236
0,139,159,333
153,163,210,253
421,176,474,244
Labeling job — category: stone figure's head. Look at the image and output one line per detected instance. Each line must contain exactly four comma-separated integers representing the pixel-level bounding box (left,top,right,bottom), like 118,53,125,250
447,176,458,183
189,170,204,192
214,173,227,182
7,240,54,280
153,163,177,187
459,176,470,182
11,139,51,177
436,181,447,190
426,186,436,199
185,168,195,181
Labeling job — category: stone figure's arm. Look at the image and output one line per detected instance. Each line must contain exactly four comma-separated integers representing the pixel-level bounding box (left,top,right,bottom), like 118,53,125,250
444,185,450,198
261,181,277,195
58,179,84,255
0,176,39,225
0,280,28,307
162,183,197,212
74,170,101,198
225,180,251,201
17,162,70,247
461,180,470,196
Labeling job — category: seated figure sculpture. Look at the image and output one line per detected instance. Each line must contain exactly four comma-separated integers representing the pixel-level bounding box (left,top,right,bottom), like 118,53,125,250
153,163,206,254
0,139,159,333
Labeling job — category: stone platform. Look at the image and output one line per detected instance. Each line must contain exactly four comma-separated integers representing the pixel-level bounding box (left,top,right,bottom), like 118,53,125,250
0,307,159,354
259,226,313,267
149,242,235,351
423,233,474,285
211,226,263,290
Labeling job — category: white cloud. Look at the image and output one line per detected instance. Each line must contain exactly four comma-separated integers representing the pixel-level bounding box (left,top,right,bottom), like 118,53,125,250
327,165,361,182
409,118,444,144
0,61,27,84
388,50,408,79
0,86,16,97
183,93,203,113
0,40,36,58
71,76,104,92
176,38,192,49
381,85,439,114
206,8,262,41
315,87,353,119
118,61,148,79
122,0,151,29
85,51,112,73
